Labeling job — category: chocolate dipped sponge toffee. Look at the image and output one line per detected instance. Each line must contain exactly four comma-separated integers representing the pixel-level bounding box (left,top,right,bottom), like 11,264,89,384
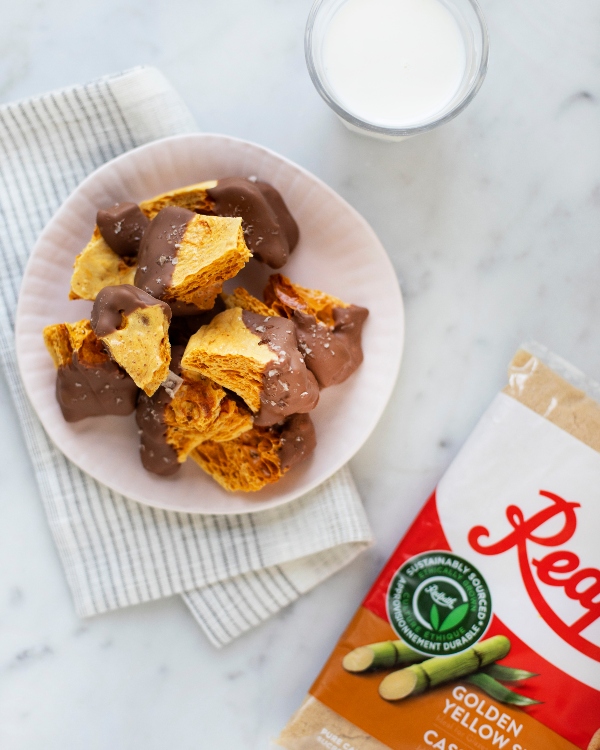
221,283,369,391
136,346,253,476
69,202,148,301
134,206,251,310
165,372,253,448
293,305,369,388
264,274,369,388
43,319,137,422
181,307,319,426
202,177,299,268
191,412,316,492
69,226,137,301
91,284,172,396
242,311,320,426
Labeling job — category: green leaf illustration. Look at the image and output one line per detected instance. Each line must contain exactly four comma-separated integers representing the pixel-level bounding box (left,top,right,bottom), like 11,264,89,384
430,604,440,631
439,602,469,632
484,664,539,682
467,673,542,706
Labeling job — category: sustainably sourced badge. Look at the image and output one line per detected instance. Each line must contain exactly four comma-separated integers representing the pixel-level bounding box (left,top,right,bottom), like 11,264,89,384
386,551,492,656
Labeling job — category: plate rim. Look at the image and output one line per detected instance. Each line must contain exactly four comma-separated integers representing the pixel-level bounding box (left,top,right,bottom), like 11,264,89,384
15,132,405,514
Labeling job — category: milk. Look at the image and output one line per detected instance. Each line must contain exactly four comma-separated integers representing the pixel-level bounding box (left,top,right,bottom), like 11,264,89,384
321,0,467,128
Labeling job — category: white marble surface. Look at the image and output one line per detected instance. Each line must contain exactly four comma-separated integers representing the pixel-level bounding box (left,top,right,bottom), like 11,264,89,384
1,0,600,747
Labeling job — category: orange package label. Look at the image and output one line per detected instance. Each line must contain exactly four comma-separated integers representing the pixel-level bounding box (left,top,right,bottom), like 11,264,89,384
311,607,578,750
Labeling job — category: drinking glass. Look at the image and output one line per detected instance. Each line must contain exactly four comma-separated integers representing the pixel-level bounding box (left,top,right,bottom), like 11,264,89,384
305,0,490,140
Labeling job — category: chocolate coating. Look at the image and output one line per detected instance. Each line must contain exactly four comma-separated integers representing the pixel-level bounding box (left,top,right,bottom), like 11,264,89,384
293,305,369,388
135,346,185,476
241,310,319,427
168,300,207,317
97,202,149,257
91,284,171,338
278,413,316,472
136,388,180,476
254,181,299,252
56,353,137,422
205,178,298,269
134,206,195,298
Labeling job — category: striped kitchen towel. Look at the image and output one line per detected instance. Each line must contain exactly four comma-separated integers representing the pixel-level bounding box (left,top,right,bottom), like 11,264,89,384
0,66,372,647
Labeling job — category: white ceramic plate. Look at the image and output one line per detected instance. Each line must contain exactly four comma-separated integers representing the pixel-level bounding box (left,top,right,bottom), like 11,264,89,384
16,133,404,514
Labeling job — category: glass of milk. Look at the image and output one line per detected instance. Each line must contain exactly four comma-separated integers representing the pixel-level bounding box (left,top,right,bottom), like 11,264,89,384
305,0,489,140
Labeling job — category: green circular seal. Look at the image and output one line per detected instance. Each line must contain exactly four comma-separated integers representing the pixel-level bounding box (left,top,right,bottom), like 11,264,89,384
386,551,492,657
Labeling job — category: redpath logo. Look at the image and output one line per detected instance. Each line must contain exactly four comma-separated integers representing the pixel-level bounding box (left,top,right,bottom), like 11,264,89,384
468,491,600,662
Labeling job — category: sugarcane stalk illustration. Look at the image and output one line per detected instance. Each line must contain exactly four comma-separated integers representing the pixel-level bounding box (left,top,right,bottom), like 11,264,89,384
343,640,428,673
481,663,538,682
466,672,540,707
379,635,510,701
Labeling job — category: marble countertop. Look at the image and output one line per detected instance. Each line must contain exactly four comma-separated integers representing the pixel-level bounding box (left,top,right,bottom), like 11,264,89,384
2,0,600,747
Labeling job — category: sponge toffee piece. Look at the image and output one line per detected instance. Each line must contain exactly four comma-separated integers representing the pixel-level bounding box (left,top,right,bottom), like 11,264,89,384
181,307,319,427
205,177,299,269
192,424,283,492
136,346,253,476
56,357,137,423
221,287,275,317
69,231,137,301
91,284,172,397
70,202,148,301
191,412,316,493
91,283,171,337
293,306,369,389
264,274,369,388
242,311,319,426
96,202,149,258
134,205,250,309
43,320,137,422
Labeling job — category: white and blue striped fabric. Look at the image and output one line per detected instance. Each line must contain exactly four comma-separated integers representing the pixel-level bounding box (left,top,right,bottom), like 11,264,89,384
0,66,372,646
